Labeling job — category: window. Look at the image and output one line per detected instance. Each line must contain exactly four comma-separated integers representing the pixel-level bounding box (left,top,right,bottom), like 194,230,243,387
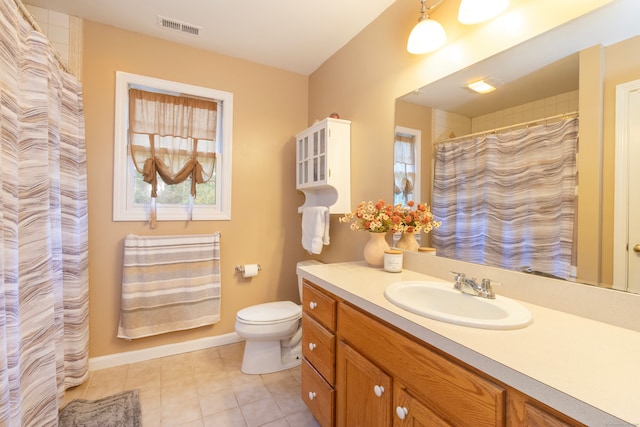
113,71,233,222
393,126,421,246
393,126,421,206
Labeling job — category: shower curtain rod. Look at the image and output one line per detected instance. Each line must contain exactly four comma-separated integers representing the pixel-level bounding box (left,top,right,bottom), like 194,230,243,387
435,111,579,146
13,0,71,74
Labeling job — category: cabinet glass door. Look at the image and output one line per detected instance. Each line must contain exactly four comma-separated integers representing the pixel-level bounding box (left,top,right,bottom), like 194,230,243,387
313,131,319,182
298,136,309,185
318,128,326,182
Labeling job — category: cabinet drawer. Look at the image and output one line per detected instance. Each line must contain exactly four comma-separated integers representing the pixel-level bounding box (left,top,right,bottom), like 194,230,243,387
302,281,336,331
339,303,505,427
302,359,335,427
302,313,336,385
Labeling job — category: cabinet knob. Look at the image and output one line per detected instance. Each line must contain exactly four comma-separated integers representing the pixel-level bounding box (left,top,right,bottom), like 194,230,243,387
308,342,317,351
309,301,318,310
308,391,317,400
396,406,409,420
373,385,385,397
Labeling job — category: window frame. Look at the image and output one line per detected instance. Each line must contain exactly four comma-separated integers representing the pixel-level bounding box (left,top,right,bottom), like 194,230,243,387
392,126,422,246
113,71,233,221
393,126,422,204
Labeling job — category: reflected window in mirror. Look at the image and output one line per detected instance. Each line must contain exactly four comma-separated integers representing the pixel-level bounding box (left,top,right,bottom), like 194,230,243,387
393,127,421,205
393,126,421,245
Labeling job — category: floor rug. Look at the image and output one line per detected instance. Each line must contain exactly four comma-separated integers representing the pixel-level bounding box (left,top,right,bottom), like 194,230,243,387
59,389,142,427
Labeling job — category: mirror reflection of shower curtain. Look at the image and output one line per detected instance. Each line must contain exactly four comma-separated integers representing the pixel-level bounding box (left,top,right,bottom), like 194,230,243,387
432,118,578,280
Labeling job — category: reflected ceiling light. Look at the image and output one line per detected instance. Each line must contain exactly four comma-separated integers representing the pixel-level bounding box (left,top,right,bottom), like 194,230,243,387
458,0,510,25
407,0,447,54
467,79,496,94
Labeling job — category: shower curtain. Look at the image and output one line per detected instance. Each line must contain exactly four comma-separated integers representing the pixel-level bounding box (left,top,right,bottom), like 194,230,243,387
432,118,578,279
0,1,89,426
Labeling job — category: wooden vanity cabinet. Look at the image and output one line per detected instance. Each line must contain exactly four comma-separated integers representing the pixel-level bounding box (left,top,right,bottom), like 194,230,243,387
301,280,337,427
338,302,505,427
300,279,585,427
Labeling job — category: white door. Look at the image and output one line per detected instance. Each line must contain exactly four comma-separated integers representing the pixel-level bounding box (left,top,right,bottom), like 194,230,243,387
614,79,640,292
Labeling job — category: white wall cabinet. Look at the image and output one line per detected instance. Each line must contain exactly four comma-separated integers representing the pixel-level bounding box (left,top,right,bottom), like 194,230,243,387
296,118,350,213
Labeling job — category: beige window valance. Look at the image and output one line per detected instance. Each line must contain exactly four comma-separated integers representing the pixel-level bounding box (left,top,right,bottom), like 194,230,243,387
128,88,217,226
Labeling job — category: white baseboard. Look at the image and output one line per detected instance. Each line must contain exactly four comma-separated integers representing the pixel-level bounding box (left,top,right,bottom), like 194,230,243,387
89,332,243,371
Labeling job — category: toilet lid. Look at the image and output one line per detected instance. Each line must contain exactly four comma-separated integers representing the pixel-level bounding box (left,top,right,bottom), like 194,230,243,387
237,301,302,323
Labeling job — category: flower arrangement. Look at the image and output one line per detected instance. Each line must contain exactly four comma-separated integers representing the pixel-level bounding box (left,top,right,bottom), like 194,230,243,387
340,199,441,234
339,199,394,233
392,200,441,234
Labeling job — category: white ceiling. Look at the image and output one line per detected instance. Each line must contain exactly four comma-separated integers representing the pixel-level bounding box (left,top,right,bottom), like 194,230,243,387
24,0,396,75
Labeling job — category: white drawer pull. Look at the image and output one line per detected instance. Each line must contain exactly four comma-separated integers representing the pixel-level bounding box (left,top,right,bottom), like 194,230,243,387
308,342,317,351
373,385,385,397
396,406,408,420
309,301,318,310
309,391,317,400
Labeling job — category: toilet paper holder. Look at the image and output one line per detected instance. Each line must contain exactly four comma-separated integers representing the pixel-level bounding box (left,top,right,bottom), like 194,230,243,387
235,264,262,273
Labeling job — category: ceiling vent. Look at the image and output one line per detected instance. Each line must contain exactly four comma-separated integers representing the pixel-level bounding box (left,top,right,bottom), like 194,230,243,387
157,15,201,36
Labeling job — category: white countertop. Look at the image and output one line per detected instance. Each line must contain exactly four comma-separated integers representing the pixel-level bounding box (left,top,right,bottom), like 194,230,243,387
298,261,640,427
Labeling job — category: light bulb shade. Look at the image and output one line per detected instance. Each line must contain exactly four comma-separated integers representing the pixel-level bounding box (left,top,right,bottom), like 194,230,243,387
407,18,446,54
458,0,509,24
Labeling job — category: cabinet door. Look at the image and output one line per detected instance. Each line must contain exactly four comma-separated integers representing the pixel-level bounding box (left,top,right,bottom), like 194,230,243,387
393,384,452,427
311,127,327,184
297,134,309,186
336,341,392,427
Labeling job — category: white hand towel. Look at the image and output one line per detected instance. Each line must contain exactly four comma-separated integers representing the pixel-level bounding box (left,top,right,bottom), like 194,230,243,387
302,206,330,254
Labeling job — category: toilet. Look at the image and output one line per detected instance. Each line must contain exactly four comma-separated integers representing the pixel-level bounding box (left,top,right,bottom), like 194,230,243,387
235,260,323,374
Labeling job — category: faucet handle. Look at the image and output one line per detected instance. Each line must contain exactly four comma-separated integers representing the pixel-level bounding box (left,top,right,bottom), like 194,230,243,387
480,278,498,299
450,271,465,281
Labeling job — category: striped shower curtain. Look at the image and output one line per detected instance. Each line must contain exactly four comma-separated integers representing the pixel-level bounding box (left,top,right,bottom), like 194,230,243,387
0,1,89,426
432,118,578,279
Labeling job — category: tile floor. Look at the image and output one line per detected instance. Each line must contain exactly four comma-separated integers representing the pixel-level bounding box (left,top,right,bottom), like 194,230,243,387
62,342,321,427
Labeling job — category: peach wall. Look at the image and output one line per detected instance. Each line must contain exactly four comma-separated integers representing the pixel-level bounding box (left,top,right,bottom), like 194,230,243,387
83,21,309,357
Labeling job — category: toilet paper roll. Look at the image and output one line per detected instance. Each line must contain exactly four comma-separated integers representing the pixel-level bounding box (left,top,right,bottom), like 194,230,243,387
242,264,259,278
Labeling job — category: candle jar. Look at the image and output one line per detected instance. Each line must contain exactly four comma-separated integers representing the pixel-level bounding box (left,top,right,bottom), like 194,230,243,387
384,249,403,273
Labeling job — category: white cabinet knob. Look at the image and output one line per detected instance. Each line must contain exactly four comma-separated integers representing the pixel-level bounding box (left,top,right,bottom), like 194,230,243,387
308,342,317,351
373,385,385,397
308,391,316,400
396,406,408,420
309,301,317,310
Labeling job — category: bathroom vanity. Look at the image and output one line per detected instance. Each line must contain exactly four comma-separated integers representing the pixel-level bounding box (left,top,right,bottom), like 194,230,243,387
297,261,640,427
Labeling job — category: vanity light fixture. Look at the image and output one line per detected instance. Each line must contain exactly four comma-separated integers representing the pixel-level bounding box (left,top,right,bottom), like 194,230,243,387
408,0,510,54
407,0,447,54
458,0,510,25
467,79,496,94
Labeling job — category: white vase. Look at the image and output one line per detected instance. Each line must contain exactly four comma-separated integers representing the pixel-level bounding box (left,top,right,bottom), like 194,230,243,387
396,231,420,252
363,232,390,267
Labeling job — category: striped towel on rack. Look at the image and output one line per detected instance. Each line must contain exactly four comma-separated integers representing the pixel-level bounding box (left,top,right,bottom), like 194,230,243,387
117,233,221,340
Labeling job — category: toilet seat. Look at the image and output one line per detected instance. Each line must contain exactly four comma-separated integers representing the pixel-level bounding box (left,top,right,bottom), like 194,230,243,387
236,301,301,325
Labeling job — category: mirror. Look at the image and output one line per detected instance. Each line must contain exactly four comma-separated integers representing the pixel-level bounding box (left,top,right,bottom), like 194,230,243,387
394,0,640,293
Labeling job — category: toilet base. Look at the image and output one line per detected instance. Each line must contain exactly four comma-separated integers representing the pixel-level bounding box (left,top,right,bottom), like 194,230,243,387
241,340,302,374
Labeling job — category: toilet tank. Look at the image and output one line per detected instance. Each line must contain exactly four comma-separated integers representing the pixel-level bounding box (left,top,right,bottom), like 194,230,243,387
296,260,323,301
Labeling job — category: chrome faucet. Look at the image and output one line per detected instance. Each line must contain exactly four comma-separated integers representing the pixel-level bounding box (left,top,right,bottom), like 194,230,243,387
451,272,496,299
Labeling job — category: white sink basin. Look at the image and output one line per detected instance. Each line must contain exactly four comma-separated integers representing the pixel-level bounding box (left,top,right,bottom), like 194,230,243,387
384,281,532,330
